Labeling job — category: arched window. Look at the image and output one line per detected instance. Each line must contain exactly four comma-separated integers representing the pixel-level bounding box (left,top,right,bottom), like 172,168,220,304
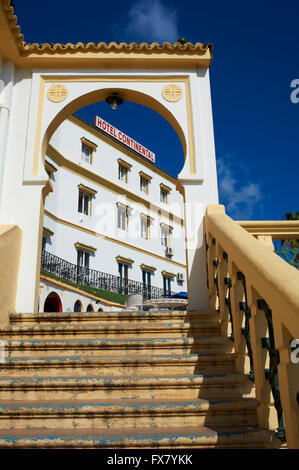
86,304,94,312
44,292,62,312
74,300,82,312
97,307,103,312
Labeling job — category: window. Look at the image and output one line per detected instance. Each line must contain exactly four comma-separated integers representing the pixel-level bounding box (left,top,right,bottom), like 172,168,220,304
80,137,97,164
142,270,152,287
161,227,169,248
77,249,90,268
140,176,148,194
42,236,47,252
160,184,171,204
160,224,172,248
78,190,91,215
117,203,131,231
117,206,127,230
117,159,131,183
81,143,92,164
139,172,152,195
141,217,150,239
74,300,82,312
86,304,94,312
160,188,168,203
163,276,172,296
118,164,128,182
118,262,129,281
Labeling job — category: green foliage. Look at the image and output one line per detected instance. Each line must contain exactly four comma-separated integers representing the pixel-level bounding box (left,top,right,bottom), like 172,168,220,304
283,212,299,249
41,270,125,305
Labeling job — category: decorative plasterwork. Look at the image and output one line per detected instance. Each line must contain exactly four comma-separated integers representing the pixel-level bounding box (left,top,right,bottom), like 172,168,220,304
77,184,97,196
139,171,152,181
117,158,132,169
45,160,57,174
140,264,156,272
43,227,54,237
162,84,183,102
116,256,134,265
80,137,97,149
47,84,68,103
161,270,176,278
74,242,97,253
160,183,171,193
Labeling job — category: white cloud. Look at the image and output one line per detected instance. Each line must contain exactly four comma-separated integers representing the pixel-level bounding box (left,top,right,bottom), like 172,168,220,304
125,0,179,43
217,155,262,220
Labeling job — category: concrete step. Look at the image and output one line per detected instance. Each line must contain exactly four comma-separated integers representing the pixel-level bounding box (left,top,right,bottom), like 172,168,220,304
0,398,258,429
3,336,234,357
0,373,255,400
0,353,237,377
0,321,223,339
0,426,280,448
9,310,220,325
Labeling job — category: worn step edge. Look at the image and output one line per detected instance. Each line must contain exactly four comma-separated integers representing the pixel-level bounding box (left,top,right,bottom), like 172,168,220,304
3,336,232,351
0,352,236,368
0,426,279,448
9,310,219,323
0,397,258,416
0,373,249,389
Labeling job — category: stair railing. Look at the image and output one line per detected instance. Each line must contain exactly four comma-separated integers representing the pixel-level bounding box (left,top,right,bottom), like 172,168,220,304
205,205,299,449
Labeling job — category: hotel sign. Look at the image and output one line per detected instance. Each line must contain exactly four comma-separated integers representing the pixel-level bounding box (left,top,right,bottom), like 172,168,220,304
94,115,155,163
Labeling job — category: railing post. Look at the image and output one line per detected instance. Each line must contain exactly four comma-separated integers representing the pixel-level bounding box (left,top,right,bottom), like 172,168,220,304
248,288,276,431
271,312,299,448
229,264,247,374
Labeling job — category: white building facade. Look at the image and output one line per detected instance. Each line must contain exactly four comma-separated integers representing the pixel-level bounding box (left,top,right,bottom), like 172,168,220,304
40,115,187,311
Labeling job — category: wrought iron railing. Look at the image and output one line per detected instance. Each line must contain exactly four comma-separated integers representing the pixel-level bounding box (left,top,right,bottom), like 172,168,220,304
274,241,299,269
41,250,175,300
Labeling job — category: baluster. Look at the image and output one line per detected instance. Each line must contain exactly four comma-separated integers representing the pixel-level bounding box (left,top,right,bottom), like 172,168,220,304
257,299,286,441
206,235,219,311
238,272,254,381
222,252,234,341
229,264,248,375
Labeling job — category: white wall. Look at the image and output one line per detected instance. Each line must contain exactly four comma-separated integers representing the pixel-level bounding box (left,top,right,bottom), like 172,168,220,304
44,117,187,293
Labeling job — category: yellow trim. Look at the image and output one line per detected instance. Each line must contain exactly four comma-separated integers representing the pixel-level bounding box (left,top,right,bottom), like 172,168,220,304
44,209,186,269
139,171,152,181
140,264,156,272
33,77,45,175
74,242,97,253
80,137,97,150
34,76,195,178
160,183,171,192
160,222,174,231
45,160,57,174
47,145,184,227
161,270,176,278
117,158,132,169
186,78,196,174
43,227,54,237
78,184,97,196
40,274,124,307
116,256,134,265
140,212,154,221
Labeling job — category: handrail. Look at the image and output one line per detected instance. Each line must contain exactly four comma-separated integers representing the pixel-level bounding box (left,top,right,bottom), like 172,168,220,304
41,250,175,300
205,205,299,449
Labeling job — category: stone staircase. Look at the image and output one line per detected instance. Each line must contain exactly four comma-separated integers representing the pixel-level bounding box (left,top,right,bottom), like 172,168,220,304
0,309,280,448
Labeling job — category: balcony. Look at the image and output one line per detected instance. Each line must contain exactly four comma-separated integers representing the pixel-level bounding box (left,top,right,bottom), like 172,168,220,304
41,250,175,301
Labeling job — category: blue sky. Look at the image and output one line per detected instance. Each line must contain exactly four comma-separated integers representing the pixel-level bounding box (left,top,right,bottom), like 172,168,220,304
13,0,299,220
